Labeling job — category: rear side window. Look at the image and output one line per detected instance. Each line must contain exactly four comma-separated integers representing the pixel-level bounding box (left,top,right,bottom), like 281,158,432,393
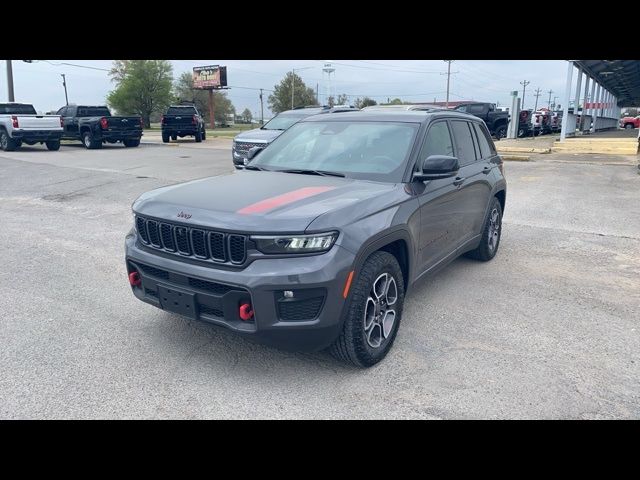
474,122,497,156
77,107,111,117
419,121,454,164
0,104,37,115
450,120,478,166
467,104,485,114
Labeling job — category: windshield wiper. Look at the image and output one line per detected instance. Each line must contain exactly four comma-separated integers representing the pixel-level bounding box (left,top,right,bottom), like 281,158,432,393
244,165,269,171
278,168,345,177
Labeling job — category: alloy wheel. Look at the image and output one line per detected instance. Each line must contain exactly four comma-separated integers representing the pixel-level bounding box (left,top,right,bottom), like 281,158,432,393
363,273,398,348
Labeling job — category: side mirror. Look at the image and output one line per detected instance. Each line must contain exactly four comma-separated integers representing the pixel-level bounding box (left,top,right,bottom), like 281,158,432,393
246,146,264,162
413,155,459,181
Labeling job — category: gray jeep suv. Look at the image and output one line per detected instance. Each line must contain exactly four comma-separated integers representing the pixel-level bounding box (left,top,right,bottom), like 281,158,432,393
126,109,506,367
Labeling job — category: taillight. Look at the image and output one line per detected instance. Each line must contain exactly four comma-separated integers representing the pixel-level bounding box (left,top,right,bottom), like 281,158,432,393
161,115,165,125
100,117,108,129
60,116,64,127
11,116,19,128
139,117,144,128
192,115,197,125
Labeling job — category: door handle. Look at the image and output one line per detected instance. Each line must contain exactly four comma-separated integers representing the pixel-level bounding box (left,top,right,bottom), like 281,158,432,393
453,176,466,186
482,166,492,174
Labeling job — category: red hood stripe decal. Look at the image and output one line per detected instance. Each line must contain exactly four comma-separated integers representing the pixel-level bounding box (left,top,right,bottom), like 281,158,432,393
237,186,336,214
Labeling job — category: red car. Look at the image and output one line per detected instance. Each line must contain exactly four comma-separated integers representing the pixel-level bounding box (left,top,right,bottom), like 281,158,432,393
620,116,640,129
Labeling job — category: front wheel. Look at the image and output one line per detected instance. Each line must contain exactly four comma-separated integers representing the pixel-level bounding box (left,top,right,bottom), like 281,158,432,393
494,125,507,140
330,251,405,368
46,140,61,151
465,197,503,261
625,123,634,129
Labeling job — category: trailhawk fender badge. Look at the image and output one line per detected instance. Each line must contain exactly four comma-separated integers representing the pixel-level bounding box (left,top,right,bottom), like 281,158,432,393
177,211,192,219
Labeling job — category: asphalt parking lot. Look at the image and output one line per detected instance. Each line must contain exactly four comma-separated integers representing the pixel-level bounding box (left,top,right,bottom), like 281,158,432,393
1,139,638,419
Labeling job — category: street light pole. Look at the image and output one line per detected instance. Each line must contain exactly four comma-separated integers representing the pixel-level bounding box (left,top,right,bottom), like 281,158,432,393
61,74,69,105
6,60,15,102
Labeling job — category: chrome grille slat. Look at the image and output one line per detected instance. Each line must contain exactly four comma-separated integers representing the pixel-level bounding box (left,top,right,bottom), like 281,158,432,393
135,215,247,265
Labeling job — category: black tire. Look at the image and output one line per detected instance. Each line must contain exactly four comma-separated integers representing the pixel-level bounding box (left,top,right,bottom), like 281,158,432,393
330,251,405,368
625,123,634,129
82,131,101,149
201,127,206,140
465,197,503,262
194,130,202,143
517,127,526,138
123,138,140,148
162,132,170,143
494,125,507,140
0,129,18,151
46,140,61,151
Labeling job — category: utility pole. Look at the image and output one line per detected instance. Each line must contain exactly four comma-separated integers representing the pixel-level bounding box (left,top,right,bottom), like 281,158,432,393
533,88,542,112
6,60,15,102
552,96,558,111
291,69,295,109
547,89,553,109
61,74,69,105
316,83,319,104
259,88,264,125
520,80,530,110
443,60,454,108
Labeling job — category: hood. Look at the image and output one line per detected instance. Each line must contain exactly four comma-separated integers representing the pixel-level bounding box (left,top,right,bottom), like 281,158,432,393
233,128,283,143
133,171,398,233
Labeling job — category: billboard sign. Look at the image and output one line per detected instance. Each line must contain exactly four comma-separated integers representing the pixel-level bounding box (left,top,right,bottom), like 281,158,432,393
193,65,228,89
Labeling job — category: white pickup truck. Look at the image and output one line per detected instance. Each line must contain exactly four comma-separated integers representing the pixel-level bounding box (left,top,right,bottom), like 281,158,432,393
0,103,63,151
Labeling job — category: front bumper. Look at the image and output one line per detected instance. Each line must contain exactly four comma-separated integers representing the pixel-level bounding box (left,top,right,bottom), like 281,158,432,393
125,231,355,351
12,130,63,142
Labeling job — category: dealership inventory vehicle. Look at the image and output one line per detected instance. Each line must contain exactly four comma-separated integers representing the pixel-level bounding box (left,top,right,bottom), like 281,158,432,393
57,105,143,149
620,115,640,129
0,103,63,151
161,105,206,142
126,109,506,367
232,105,358,168
453,102,510,140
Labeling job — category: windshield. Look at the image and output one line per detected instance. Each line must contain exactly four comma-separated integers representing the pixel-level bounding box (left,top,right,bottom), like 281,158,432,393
262,114,309,130
0,104,37,115
77,107,111,117
167,107,197,115
251,121,419,182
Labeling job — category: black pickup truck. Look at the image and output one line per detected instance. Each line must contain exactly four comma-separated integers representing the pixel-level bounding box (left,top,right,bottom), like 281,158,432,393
161,105,206,143
453,102,510,140
56,105,143,149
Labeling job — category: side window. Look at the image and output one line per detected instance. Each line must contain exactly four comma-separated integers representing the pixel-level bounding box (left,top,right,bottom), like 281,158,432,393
472,123,492,158
468,104,485,115
57,107,66,116
475,122,497,156
418,121,454,166
450,120,478,166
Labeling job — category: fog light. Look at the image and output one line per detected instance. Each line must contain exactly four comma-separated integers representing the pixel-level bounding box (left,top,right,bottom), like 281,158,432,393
283,290,294,298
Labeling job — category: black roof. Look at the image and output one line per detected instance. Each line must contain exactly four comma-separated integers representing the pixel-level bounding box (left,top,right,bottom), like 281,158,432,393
301,109,480,124
575,60,640,107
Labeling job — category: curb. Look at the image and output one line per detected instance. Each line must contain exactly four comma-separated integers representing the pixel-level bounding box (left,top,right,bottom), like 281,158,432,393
501,155,531,162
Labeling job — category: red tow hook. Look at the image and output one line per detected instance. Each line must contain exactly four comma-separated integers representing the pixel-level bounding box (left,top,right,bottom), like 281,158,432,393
239,302,254,321
128,271,141,287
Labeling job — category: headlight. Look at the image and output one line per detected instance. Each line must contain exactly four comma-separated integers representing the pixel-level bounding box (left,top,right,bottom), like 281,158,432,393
251,232,338,254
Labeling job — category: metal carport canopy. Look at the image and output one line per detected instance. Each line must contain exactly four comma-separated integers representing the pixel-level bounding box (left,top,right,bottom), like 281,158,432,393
575,60,640,107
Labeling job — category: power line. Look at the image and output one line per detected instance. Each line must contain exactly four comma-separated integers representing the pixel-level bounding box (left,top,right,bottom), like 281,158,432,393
317,60,441,74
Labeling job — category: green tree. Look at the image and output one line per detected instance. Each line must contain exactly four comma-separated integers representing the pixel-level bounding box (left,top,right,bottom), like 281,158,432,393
106,60,174,128
354,97,377,109
173,72,236,126
386,98,404,105
241,108,253,124
268,72,317,113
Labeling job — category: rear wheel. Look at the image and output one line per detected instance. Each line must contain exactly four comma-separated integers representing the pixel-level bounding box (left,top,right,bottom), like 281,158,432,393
0,130,18,151
194,130,202,143
465,197,503,261
625,123,634,129
123,138,140,148
82,131,101,149
46,140,61,151
162,132,170,143
330,251,405,368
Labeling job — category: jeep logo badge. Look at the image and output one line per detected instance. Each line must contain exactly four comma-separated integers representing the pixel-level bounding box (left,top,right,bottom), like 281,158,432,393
177,211,192,219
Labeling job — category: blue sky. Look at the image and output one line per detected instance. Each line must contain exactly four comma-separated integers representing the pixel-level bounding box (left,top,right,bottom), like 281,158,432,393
0,60,569,116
